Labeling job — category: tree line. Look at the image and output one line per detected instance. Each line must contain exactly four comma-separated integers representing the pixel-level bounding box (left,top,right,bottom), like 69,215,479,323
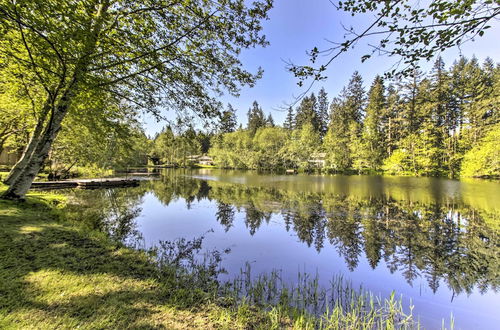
205,56,499,178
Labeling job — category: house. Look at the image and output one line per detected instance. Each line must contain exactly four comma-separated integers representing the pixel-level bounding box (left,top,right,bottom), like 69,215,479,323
186,155,201,162
198,155,214,166
308,152,326,168
186,154,214,166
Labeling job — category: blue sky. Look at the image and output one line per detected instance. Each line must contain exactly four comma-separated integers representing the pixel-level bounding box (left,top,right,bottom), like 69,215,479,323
142,0,500,136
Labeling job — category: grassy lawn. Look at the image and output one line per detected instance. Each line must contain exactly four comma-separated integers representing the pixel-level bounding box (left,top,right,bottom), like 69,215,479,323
0,186,266,329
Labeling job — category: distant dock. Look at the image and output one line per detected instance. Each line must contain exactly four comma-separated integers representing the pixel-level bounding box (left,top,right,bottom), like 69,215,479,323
31,178,141,190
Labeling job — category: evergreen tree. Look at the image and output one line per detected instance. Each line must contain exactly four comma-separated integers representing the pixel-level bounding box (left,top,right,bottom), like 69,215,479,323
284,107,295,130
209,56,499,178
219,103,238,133
398,66,424,136
324,92,352,171
383,83,404,156
295,93,320,131
412,79,443,176
317,87,330,137
359,76,386,170
247,101,266,135
344,71,366,123
428,56,451,173
266,114,275,127
343,72,366,169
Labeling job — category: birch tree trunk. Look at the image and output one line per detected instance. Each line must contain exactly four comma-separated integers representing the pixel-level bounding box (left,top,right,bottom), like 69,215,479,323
2,99,70,199
4,102,51,185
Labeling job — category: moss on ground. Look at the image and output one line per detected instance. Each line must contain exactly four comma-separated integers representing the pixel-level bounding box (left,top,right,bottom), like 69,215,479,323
0,186,274,329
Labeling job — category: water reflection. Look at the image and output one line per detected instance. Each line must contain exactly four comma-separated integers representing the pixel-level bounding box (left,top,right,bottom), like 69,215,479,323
68,170,499,298
66,185,148,247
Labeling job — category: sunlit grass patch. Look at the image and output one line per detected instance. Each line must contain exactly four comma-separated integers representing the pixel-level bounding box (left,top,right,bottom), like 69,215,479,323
19,225,43,234
0,190,239,329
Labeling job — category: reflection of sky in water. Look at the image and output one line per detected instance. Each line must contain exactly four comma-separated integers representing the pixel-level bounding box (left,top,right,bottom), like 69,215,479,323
72,171,499,329
134,190,499,330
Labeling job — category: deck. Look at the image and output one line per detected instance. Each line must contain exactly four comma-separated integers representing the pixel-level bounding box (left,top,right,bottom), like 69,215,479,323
30,178,141,190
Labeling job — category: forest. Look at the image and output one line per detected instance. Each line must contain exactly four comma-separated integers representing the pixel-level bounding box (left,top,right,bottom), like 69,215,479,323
152,56,499,178
3,54,498,181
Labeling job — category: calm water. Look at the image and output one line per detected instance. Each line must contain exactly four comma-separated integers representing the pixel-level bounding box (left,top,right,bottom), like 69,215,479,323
68,170,499,329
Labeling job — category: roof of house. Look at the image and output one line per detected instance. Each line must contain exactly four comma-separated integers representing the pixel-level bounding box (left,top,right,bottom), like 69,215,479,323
310,152,327,159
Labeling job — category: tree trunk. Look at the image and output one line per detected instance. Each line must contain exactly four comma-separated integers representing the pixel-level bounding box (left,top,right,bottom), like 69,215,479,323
4,102,51,185
2,100,69,199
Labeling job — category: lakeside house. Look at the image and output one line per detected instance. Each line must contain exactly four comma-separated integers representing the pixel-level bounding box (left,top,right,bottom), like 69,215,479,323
308,153,327,168
187,154,214,166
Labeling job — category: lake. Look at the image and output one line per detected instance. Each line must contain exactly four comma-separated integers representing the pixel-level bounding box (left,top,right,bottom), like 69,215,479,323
66,169,499,329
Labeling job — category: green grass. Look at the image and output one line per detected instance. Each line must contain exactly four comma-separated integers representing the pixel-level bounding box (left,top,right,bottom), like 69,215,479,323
0,185,260,329
0,184,451,329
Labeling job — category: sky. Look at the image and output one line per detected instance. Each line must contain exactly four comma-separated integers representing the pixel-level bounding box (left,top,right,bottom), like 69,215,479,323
142,0,500,136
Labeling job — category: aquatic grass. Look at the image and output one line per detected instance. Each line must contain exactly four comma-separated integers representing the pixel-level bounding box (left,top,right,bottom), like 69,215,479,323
214,261,422,329
145,232,424,329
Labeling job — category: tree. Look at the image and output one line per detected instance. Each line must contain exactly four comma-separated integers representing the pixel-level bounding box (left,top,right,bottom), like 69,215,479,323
427,57,451,174
0,62,36,155
289,0,500,84
253,126,288,168
48,91,149,176
359,76,386,170
219,104,238,134
317,87,329,137
344,71,365,124
398,67,424,136
295,93,320,131
247,101,267,135
383,83,404,156
324,72,365,172
461,124,500,178
210,130,253,169
266,113,275,127
323,94,351,171
0,0,273,199
283,106,295,130
152,126,177,165
283,123,320,169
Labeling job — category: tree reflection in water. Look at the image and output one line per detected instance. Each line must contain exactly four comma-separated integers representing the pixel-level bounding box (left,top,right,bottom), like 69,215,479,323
69,172,499,297
66,185,148,248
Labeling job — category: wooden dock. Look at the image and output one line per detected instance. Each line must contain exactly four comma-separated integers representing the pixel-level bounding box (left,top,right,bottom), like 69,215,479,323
31,178,140,190
125,172,160,176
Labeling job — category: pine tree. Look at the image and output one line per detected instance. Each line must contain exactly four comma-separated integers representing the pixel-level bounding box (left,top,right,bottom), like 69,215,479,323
284,107,295,130
344,71,366,123
345,72,367,170
247,101,266,135
219,103,238,133
266,113,275,127
414,78,444,176
324,92,352,171
317,87,330,137
383,83,404,156
359,75,386,170
295,93,320,131
398,66,424,136
428,56,451,174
